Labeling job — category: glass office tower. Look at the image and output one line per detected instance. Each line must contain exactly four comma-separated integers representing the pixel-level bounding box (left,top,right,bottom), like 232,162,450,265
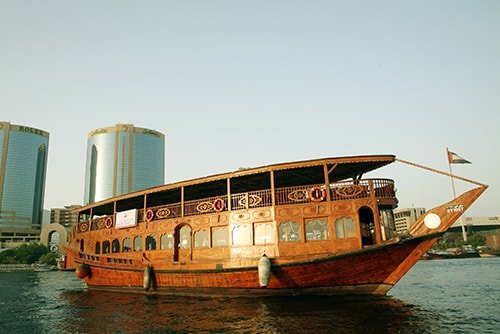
84,124,165,205
0,122,49,248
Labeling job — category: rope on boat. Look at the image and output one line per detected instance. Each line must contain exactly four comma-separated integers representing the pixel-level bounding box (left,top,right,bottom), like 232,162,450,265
395,158,487,188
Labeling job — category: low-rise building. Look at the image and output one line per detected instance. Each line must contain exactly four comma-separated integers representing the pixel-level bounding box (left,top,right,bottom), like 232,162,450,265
393,207,426,235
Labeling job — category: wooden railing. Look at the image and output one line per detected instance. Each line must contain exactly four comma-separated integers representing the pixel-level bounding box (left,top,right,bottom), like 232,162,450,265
76,178,395,232
231,189,272,210
330,178,395,201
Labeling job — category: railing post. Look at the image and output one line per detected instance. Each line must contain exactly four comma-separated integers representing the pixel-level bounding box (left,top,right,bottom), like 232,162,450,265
143,194,147,222
323,164,331,202
181,187,185,217
227,178,232,211
368,179,374,198
270,171,276,207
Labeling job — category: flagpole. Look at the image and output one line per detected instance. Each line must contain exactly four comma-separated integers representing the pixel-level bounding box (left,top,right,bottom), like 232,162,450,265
446,148,457,198
447,147,467,242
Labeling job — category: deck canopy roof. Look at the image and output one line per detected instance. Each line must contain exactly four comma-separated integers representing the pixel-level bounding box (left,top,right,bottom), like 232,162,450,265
80,154,395,216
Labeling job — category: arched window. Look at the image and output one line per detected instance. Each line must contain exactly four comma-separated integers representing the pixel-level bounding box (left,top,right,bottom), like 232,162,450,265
134,236,142,252
49,231,60,246
95,241,101,254
112,239,120,253
160,234,174,250
335,217,356,239
254,222,275,245
194,230,209,248
123,237,131,252
102,240,110,254
380,208,396,241
212,227,228,247
179,226,191,249
305,218,329,241
146,235,157,250
279,221,301,242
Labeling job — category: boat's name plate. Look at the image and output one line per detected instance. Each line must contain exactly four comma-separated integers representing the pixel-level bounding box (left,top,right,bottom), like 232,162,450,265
116,209,138,229
447,204,464,213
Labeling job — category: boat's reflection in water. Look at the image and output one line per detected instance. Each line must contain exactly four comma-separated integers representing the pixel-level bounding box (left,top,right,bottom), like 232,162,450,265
59,290,442,333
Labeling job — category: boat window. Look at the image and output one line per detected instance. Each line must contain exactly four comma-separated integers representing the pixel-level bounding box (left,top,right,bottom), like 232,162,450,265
335,217,356,239
146,235,157,250
179,226,191,249
95,241,101,254
123,237,132,252
194,230,209,248
134,236,142,251
231,223,252,246
103,240,110,254
305,218,329,241
279,221,301,242
379,208,396,241
112,239,120,253
212,227,228,247
254,222,275,245
160,234,174,250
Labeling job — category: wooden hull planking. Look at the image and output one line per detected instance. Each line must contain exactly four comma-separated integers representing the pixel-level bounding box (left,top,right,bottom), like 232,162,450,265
69,233,441,297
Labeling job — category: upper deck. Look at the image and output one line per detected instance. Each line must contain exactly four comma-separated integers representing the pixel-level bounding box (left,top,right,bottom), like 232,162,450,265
76,155,397,231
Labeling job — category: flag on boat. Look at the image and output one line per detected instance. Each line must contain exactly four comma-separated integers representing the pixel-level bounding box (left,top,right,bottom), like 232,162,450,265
447,150,471,164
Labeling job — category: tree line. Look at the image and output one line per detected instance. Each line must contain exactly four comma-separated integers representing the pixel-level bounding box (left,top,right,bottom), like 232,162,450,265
0,243,58,265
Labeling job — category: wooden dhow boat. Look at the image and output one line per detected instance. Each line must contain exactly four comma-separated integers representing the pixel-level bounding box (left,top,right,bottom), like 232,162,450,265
64,155,487,296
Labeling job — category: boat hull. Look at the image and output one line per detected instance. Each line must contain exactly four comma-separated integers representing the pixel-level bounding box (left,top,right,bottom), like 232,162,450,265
71,234,440,297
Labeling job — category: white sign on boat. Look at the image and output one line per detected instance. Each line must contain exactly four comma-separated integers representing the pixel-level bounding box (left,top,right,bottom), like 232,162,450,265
115,209,138,229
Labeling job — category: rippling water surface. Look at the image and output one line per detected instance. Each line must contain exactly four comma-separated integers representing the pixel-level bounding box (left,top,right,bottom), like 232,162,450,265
1,257,499,333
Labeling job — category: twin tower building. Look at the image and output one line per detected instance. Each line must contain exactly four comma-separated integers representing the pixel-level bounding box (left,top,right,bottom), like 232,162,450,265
0,122,165,249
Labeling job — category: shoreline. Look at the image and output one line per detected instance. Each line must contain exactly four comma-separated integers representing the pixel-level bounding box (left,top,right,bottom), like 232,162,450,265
0,264,56,272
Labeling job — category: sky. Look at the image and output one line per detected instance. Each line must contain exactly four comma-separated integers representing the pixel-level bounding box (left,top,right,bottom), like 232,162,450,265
1,1,498,217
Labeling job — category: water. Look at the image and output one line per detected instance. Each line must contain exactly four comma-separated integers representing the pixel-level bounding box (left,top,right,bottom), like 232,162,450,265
1,258,499,333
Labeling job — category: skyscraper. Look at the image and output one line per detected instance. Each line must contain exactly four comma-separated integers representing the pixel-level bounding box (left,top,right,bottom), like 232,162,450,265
0,121,49,248
84,124,165,205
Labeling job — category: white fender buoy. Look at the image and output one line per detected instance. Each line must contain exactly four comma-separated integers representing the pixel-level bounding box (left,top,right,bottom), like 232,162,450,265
143,265,153,291
258,254,271,288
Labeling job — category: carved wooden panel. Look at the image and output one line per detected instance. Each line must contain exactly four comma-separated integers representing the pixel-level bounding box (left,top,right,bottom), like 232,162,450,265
209,214,228,225
332,202,352,213
355,198,375,208
193,216,210,227
230,245,276,259
287,189,308,202
277,207,301,218
303,204,326,216
231,212,250,222
193,248,230,261
334,184,365,198
156,221,174,231
178,249,191,263
78,222,89,233
252,209,272,221
156,207,171,219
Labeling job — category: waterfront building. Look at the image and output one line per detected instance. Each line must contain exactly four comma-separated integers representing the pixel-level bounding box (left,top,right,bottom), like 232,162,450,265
50,205,80,227
393,207,426,235
0,121,49,249
83,124,165,205
40,205,81,252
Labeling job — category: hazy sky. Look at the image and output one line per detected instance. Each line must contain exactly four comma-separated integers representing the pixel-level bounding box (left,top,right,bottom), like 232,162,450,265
1,1,498,216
